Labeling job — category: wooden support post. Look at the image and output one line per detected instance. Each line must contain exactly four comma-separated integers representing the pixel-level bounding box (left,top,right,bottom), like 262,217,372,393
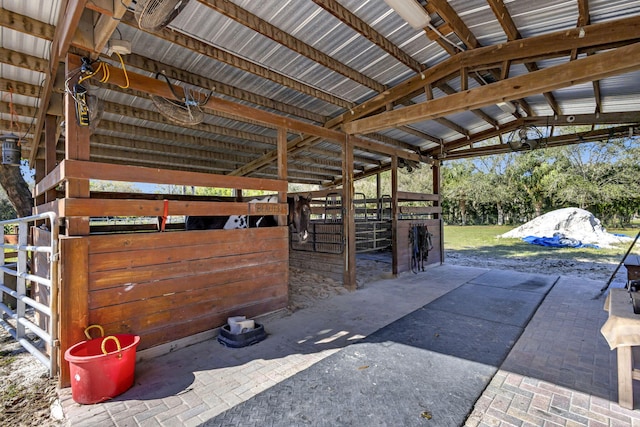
343,135,356,291
432,160,444,264
58,236,89,387
44,114,59,204
64,54,90,235
617,346,634,409
391,156,398,276
277,127,287,226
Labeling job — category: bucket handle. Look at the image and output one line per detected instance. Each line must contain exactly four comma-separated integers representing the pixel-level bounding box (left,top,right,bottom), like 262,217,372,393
84,324,104,340
101,335,122,357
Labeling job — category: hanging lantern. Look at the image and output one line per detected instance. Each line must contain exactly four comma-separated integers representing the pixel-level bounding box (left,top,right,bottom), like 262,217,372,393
0,133,21,166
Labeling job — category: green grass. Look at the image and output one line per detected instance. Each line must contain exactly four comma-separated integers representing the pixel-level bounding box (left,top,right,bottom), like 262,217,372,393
443,225,638,264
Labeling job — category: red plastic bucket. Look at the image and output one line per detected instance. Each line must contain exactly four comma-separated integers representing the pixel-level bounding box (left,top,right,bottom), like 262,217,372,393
64,325,140,404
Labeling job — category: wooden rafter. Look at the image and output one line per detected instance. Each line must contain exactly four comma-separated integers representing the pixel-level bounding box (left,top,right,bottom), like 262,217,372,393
442,125,634,160
77,55,421,161
28,0,88,165
344,42,640,135
119,12,354,110
199,0,385,93
487,0,562,115
312,0,423,72
115,52,328,124
426,0,480,50
340,16,640,125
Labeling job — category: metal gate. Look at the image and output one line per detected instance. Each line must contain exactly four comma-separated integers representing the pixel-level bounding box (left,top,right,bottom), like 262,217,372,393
0,212,59,377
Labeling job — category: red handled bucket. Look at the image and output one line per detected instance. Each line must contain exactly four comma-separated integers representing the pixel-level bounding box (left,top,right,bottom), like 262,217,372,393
64,325,140,404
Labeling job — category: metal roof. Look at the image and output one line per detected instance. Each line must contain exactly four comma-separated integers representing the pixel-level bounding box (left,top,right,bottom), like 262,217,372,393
1,0,639,185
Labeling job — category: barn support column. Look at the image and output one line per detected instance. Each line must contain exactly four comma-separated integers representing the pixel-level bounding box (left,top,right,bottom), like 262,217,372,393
277,127,288,226
58,236,89,387
433,160,444,263
64,53,90,236
57,54,91,385
391,156,399,275
343,135,356,291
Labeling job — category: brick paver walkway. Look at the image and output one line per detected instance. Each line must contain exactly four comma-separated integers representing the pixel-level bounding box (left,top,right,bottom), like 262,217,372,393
59,267,640,426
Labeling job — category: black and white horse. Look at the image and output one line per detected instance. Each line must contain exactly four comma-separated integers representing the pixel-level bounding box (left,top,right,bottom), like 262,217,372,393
185,195,311,243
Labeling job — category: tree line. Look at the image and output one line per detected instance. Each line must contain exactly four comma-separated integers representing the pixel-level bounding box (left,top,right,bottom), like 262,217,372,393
355,137,640,227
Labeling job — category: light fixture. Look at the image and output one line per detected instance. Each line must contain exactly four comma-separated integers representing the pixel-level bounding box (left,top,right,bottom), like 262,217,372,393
0,133,21,166
497,101,516,114
384,0,431,29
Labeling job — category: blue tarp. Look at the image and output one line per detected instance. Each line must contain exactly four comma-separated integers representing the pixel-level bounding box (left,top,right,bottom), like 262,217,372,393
522,233,599,249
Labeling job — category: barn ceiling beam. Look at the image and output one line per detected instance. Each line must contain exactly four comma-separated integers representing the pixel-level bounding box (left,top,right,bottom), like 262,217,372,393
91,135,256,165
436,82,499,128
113,52,328,124
99,99,275,146
344,42,640,135
487,0,562,116
78,56,421,161
426,0,480,51
312,0,498,131
0,6,55,39
442,125,634,160
90,0,133,54
424,111,640,158
119,12,354,110
28,0,88,165
2,6,328,127
312,0,424,72
199,0,385,93
94,121,272,155
342,15,640,125
1,73,279,150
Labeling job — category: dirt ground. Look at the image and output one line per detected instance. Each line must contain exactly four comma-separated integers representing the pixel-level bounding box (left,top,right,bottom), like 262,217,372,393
0,248,629,426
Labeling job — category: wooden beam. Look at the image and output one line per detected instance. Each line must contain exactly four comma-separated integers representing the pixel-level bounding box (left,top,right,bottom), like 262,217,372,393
63,54,91,236
312,0,424,72
342,15,640,125
29,0,88,165
116,52,327,124
92,0,133,54
200,0,385,93
342,135,356,291
428,0,480,50
344,42,640,135
119,12,354,110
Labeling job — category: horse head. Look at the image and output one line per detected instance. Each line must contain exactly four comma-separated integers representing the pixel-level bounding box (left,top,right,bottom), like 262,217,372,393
289,194,311,243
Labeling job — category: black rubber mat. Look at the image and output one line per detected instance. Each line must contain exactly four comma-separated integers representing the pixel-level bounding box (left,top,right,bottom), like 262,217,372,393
201,271,559,427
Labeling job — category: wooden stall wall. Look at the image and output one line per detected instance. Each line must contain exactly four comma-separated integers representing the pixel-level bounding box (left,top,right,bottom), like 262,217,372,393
396,219,442,274
82,227,289,350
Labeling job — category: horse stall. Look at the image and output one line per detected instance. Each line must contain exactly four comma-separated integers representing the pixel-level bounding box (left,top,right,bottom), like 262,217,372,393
34,160,290,386
289,188,442,283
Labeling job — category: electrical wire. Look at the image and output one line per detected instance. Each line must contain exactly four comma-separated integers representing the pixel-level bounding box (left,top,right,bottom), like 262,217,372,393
427,23,465,53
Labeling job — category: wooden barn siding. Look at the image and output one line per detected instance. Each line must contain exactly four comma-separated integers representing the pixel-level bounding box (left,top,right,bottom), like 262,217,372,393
396,219,442,274
82,227,289,350
289,250,344,284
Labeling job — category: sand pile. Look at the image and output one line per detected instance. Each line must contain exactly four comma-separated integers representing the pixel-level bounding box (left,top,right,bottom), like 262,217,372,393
500,207,631,248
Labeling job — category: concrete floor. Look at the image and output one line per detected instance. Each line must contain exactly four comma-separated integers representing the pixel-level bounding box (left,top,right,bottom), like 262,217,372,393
59,264,640,426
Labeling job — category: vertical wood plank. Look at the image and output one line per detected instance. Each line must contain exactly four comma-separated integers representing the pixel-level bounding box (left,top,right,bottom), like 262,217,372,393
433,160,444,264
44,114,58,204
64,54,90,236
277,127,287,226
391,156,398,275
343,135,356,291
58,236,89,387
617,346,634,409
